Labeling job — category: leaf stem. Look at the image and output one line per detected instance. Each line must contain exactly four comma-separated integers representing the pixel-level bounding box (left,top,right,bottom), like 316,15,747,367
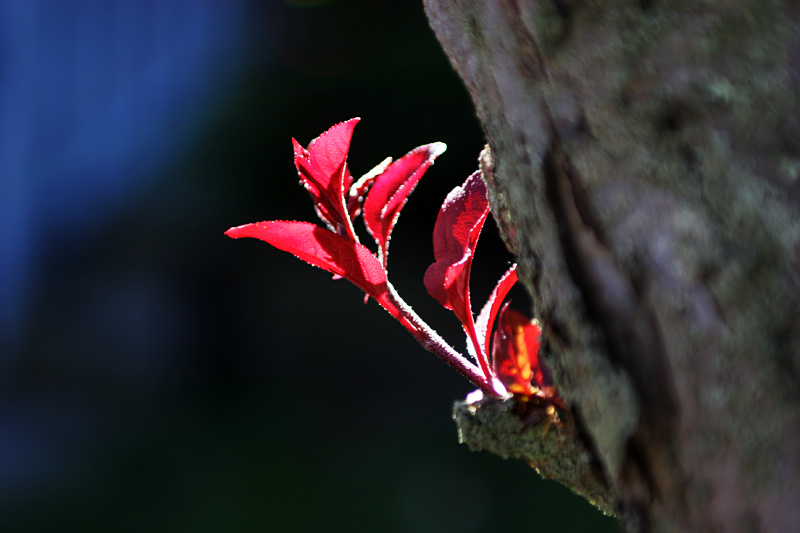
386,282,494,395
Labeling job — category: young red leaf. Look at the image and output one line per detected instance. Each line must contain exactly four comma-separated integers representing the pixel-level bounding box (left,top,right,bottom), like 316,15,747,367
225,220,402,319
293,139,337,233
475,264,518,358
491,304,543,395
363,143,446,267
347,157,392,223
424,170,490,377
293,118,360,241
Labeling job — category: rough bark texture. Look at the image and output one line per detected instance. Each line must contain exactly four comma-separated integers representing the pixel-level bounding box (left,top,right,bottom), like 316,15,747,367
425,1,800,531
453,390,618,515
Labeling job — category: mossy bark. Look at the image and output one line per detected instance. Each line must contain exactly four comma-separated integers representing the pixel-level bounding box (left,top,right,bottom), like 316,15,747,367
425,1,800,531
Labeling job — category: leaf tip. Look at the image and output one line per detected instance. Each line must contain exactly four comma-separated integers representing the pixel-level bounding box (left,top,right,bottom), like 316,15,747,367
429,142,447,159
335,117,361,131
224,225,248,239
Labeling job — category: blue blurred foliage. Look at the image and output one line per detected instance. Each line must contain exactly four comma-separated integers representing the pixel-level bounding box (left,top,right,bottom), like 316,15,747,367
0,0,243,345
0,1,617,531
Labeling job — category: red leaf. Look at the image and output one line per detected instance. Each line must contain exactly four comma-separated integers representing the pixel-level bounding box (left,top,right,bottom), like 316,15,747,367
424,171,490,376
363,143,446,267
491,304,543,395
293,118,360,241
225,220,400,317
346,157,392,223
475,265,518,358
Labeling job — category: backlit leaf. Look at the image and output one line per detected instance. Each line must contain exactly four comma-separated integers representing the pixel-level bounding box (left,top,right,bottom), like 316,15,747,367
475,265,518,358
424,171,490,376
293,118,360,241
225,220,399,318
491,304,543,395
346,157,392,223
364,142,446,268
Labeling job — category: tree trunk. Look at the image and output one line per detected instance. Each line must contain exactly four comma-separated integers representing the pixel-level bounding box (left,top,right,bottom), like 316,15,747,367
425,1,800,531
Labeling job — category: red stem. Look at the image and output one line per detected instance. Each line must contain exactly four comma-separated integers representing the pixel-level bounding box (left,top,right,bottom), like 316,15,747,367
386,282,494,395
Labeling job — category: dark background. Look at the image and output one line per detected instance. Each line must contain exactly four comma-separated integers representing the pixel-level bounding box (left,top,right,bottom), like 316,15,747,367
0,1,617,531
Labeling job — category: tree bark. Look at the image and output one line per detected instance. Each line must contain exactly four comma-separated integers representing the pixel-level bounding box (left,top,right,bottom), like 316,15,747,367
425,1,800,531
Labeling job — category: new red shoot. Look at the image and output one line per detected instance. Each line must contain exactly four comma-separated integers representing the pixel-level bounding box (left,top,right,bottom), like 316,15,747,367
226,118,558,404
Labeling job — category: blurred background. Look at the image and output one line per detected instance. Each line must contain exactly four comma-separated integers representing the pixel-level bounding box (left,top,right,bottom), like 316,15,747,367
0,1,617,531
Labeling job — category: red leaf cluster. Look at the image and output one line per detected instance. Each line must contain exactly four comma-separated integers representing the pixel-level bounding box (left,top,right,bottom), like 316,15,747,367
226,119,558,400
226,119,442,331
423,172,550,398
